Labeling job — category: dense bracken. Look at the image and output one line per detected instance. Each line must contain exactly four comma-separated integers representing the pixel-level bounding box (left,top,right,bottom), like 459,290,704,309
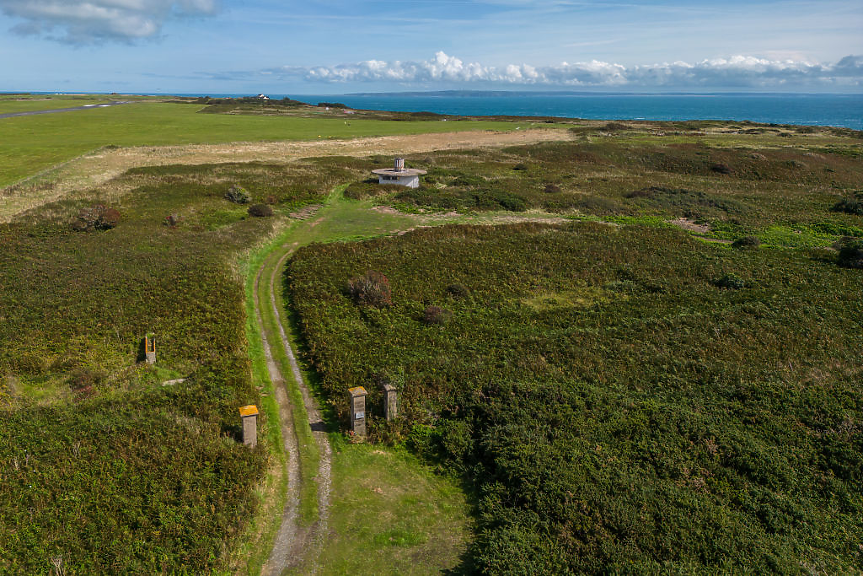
0,160,344,572
288,222,863,574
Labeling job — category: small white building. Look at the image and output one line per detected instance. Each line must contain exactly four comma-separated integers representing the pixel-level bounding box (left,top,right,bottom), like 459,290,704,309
372,158,427,189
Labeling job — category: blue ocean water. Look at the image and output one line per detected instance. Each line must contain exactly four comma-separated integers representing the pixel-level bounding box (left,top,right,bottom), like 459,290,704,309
280,92,862,130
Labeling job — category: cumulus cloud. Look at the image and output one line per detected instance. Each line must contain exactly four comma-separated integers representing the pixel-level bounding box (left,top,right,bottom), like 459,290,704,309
0,0,218,44
266,51,863,90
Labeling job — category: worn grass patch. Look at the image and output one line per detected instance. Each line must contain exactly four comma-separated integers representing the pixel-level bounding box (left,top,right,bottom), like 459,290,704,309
286,437,472,575
521,287,618,311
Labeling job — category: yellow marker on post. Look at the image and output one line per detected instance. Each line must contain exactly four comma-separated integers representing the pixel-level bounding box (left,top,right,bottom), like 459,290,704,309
239,405,259,448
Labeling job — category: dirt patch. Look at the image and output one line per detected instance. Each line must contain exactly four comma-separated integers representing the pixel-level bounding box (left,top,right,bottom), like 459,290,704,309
289,205,322,220
1,128,570,222
668,217,711,234
371,205,401,215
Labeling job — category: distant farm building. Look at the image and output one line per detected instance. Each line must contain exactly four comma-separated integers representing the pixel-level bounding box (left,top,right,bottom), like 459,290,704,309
372,158,427,189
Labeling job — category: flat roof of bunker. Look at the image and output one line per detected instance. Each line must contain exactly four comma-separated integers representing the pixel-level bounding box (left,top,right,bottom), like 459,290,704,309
372,168,427,176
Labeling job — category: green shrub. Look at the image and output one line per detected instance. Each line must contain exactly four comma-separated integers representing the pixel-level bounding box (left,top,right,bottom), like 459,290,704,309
836,237,863,268
603,122,631,132
732,236,761,249
713,273,747,289
224,185,251,204
247,203,273,217
832,192,863,215
446,283,469,298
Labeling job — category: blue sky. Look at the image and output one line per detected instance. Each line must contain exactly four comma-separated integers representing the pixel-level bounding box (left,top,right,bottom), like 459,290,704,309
0,0,861,94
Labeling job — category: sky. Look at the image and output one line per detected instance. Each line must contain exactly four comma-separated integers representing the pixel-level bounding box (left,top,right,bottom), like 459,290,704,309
0,0,861,94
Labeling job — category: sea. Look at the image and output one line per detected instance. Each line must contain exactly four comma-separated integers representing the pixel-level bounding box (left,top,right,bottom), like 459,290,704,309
217,92,863,130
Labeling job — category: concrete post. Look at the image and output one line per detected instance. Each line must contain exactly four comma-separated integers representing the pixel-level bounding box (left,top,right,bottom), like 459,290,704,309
239,405,259,448
382,383,398,421
144,334,156,364
348,386,367,437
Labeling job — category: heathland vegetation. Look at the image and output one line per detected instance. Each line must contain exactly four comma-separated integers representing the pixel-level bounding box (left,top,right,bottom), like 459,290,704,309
285,124,862,572
0,159,355,572
288,220,862,573
1,102,861,573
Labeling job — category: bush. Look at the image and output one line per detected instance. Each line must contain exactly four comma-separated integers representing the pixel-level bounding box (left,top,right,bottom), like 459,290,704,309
73,205,120,231
446,283,469,298
543,183,561,194
832,193,863,216
732,236,761,249
712,163,733,175
603,122,631,131
346,270,392,307
423,305,452,325
225,185,251,204
713,273,747,289
247,204,273,217
836,237,863,269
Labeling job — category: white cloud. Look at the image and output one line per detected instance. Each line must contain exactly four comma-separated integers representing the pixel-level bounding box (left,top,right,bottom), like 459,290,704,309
268,51,863,90
0,0,218,44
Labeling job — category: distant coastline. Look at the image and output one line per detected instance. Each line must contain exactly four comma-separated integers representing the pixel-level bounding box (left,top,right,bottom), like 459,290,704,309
295,92,862,129
5,90,862,129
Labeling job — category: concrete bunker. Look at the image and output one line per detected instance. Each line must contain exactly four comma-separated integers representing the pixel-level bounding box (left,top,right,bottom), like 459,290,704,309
372,158,427,189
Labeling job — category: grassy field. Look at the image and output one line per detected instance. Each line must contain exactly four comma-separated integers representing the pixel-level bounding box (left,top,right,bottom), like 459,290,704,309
0,93,120,114
0,101,525,188
287,438,472,575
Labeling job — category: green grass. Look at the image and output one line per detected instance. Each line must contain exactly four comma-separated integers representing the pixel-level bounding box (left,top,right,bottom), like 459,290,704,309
0,94,116,114
0,102,523,187
231,232,293,576
256,242,321,526
287,437,472,576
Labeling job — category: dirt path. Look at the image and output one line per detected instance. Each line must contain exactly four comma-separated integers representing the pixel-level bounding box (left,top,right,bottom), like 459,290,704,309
254,254,302,575
257,240,334,576
1,128,569,222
